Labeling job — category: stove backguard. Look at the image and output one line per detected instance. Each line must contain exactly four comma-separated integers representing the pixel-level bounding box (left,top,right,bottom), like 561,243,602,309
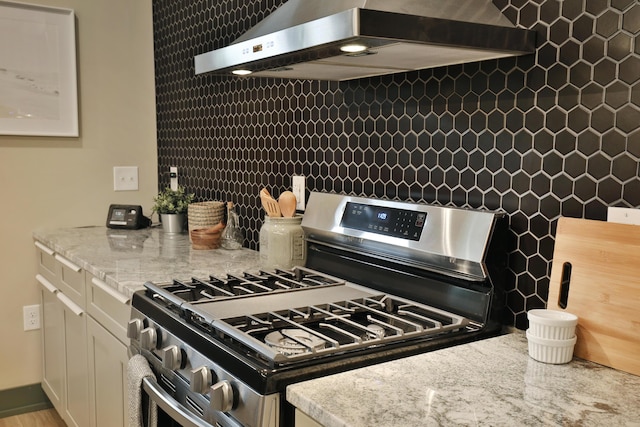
302,192,508,326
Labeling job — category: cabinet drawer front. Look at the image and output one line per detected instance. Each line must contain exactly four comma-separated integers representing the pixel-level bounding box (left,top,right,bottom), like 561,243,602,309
35,242,58,286
86,274,130,344
55,254,85,308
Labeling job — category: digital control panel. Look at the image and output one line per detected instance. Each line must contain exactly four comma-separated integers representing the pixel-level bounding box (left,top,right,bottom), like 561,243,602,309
340,202,426,241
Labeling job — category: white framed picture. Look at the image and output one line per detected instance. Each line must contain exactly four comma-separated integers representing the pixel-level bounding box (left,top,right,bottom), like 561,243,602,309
0,1,78,137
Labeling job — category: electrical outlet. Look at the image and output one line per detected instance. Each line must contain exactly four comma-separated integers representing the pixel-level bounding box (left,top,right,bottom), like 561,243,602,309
608,207,640,225
292,175,306,211
113,166,139,191
170,167,178,191
23,305,40,331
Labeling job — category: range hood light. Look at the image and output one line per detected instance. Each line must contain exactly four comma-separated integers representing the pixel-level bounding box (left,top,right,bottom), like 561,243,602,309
340,44,368,53
232,69,253,76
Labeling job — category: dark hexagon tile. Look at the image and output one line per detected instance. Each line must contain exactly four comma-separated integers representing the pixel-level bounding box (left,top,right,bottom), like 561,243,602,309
623,4,640,33
568,61,592,88
619,57,640,84
616,105,640,133
611,154,638,182
611,0,635,12
593,58,617,86
564,152,588,178
537,43,559,69
562,1,584,20
607,33,633,61
605,81,631,109
568,107,590,133
547,64,570,90
520,2,539,28
596,10,621,38
572,15,595,42
580,82,604,109
591,105,616,133
540,0,561,24
545,107,567,132
549,18,571,46
623,179,640,205
582,36,606,64
574,175,598,202
585,199,608,220
587,152,612,179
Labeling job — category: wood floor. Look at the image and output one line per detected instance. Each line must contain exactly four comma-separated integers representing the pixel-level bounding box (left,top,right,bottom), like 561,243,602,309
0,409,66,427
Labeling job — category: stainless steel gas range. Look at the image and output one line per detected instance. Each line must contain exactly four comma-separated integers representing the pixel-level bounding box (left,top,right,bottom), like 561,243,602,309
128,192,507,427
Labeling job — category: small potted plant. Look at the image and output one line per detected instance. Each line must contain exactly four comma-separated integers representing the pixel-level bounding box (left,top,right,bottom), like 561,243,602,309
152,186,195,233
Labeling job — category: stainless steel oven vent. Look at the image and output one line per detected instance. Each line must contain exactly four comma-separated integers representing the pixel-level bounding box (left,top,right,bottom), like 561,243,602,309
194,0,536,81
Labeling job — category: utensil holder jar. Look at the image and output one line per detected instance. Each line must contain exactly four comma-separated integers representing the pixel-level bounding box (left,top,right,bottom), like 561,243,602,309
259,215,306,270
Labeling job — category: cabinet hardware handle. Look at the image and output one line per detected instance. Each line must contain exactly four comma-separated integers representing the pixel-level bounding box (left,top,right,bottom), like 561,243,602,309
54,254,82,272
57,293,84,316
35,241,55,255
91,277,130,305
36,274,58,294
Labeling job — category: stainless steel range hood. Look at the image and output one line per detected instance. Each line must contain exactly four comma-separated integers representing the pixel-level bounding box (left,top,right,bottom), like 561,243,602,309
194,0,536,81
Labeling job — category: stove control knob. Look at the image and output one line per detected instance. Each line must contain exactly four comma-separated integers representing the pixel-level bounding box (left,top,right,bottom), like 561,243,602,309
210,380,234,412
161,345,182,371
190,366,212,394
127,318,143,340
140,327,157,350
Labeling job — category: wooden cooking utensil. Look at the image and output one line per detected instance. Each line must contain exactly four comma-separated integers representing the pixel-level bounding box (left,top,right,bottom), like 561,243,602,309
278,191,297,217
260,188,281,217
547,217,640,376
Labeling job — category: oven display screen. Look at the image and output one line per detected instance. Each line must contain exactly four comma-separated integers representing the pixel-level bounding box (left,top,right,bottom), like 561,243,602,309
340,202,426,241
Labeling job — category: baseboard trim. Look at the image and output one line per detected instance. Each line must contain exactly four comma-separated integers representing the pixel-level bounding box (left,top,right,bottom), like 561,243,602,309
0,383,52,419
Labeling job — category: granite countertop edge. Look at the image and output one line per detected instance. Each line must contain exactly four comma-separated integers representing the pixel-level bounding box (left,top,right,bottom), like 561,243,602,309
286,331,640,427
33,226,260,297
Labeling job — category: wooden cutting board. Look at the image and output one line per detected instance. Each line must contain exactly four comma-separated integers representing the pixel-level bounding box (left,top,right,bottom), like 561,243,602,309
547,217,640,376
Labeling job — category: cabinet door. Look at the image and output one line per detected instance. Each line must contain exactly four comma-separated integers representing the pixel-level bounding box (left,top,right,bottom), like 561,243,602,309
295,409,324,427
87,316,129,427
58,293,90,427
38,276,65,415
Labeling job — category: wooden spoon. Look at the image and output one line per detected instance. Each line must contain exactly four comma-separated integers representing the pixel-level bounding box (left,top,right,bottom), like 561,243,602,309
260,188,281,217
278,191,297,217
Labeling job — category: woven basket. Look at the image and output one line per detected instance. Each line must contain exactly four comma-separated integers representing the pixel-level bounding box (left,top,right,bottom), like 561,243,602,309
187,201,225,242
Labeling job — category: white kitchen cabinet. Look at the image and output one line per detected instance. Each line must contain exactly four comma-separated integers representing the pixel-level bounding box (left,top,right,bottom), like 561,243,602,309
59,292,90,427
87,316,129,427
34,243,92,427
36,269,64,415
86,273,131,427
295,409,324,427
36,241,132,427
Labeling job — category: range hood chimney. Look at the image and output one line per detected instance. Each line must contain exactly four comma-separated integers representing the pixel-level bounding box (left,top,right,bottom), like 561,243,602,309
195,0,536,81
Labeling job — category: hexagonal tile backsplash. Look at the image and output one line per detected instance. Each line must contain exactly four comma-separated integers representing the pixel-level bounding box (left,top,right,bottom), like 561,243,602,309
153,0,640,329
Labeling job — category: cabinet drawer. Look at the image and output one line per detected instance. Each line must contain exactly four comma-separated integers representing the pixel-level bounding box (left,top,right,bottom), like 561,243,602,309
55,254,85,308
86,273,130,344
35,241,57,286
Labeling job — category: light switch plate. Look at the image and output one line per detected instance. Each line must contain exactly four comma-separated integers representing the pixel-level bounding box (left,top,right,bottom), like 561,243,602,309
113,166,139,191
607,207,640,225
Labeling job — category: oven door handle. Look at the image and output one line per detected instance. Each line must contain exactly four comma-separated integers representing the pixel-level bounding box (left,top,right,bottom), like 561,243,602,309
142,377,213,427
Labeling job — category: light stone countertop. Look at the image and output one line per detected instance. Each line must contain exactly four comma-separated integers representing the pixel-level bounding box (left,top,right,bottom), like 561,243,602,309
33,226,260,297
34,226,640,426
287,332,640,427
